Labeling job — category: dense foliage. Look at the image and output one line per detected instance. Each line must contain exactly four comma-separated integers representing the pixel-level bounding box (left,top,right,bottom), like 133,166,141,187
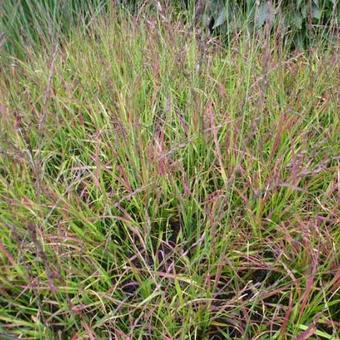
1,0,339,58
197,0,339,48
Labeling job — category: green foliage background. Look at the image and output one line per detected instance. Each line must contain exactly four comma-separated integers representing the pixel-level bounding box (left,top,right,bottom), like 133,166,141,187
0,1,339,56
198,0,339,48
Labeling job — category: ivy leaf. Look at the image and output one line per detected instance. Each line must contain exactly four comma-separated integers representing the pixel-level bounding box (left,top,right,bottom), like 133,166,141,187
213,5,227,29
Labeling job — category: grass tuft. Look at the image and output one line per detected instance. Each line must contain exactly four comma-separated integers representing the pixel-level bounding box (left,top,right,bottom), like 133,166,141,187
0,7,339,339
